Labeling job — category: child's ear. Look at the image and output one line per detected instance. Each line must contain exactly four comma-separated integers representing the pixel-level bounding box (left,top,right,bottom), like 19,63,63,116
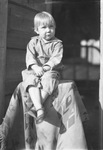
36,31,39,34
34,28,38,34
34,29,39,34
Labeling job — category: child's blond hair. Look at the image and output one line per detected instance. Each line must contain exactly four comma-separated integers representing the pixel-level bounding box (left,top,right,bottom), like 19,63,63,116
34,11,56,32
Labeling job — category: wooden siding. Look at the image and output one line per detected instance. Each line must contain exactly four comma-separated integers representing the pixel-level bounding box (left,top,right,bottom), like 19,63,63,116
0,0,8,121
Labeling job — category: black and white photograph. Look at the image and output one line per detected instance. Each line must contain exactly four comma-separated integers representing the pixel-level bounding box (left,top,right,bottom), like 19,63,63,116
0,0,101,150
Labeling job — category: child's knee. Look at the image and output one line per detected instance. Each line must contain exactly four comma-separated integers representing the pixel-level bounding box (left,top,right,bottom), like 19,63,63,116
22,75,36,92
41,77,59,95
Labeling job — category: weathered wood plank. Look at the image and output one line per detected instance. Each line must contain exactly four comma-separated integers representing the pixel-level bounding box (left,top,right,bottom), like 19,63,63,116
7,2,37,49
7,30,32,49
9,0,48,12
5,49,25,95
6,49,25,78
99,1,103,149
0,0,8,122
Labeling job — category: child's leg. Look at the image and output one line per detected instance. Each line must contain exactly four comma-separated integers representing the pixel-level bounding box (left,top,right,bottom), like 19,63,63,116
28,86,44,119
40,71,60,104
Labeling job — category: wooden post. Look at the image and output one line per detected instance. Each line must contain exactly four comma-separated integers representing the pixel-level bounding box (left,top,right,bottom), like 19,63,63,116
0,0,8,123
100,0,103,149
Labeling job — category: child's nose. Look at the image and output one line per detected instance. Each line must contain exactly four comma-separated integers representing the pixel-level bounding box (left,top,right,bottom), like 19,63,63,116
46,27,50,32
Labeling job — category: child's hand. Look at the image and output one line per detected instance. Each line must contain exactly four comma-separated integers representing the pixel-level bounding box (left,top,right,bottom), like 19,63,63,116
43,65,51,72
31,65,44,77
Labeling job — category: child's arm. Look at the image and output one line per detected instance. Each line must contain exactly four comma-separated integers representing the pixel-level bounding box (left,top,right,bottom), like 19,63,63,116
43,41,63,70
43,65,51,72
26,40,44,76
26,40,38,69
31,65,44,77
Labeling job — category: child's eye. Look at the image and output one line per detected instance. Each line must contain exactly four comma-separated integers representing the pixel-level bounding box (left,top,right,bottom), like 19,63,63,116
41,26,46,29
49,25,54,28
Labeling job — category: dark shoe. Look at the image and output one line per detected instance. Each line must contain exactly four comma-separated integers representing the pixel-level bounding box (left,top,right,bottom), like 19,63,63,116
59,121,66,134
36,108,45,124
0,124,7,150
27,107,37,118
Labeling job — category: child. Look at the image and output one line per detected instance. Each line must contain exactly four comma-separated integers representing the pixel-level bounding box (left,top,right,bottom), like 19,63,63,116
0,11,64,149
22,11,63,124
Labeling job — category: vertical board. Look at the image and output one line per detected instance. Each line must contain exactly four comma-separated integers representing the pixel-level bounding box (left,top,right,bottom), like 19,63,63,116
0,0,8,122
100,0,103,148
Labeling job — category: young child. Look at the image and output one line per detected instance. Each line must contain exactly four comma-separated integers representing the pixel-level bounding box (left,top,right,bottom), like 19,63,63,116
0,11,64,149
22,11,63,124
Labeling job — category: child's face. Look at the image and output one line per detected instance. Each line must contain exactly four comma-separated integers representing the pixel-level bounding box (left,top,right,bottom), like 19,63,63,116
36,23,55,41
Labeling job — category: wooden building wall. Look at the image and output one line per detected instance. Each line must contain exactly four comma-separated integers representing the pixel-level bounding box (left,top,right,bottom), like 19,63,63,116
0,0,8,121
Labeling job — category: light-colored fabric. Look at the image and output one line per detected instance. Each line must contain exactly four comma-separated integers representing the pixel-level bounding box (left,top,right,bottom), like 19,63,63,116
22,70,60,95
0,80,88,149
25,36,63,70
22,80,89,150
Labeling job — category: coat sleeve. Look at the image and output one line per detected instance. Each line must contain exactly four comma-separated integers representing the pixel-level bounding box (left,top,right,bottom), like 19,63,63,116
43,41,63,70
26,39,38,69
